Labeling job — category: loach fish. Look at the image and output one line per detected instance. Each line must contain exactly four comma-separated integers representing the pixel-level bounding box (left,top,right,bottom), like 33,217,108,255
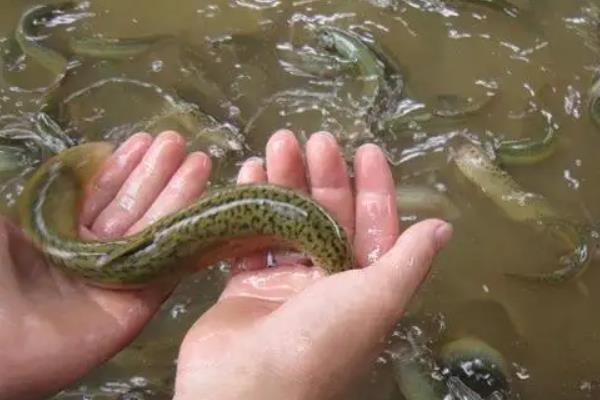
588,77,600,129
14,3,75,91
142,99,245,154
18,143,354,288
69,35,171,60
317,26,385,109
396,185,461,221
382,93,495,134
495,110,559,166
277,42,357,79
389,342,446,400
440,337,510,400
454,143,594,284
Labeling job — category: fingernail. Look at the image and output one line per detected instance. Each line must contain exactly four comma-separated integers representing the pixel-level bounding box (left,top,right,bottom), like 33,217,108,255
190,152,211,170
273,129,294,137
313,131,336,143
434,222,453,251
356,144,386,172
269,130,296,152
246,156,265,166
156,130,184,145
127,132,153,144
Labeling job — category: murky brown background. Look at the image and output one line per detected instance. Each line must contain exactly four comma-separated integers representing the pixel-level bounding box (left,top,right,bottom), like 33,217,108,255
2,0,600,398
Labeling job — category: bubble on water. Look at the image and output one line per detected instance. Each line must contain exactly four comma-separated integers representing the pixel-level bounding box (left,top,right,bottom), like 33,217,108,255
151,60,164,73
431,369,446,381
101,380,131,393
580,380,592,392
564,169,580,190
208,144,226,158
129,376,148,388
564,85,582,118
512,362,531,380
170,303,188,319
228,105,241,119
432,312,447,336
367,0,396,8
234,0,281,10
375,355,387,366
217,261,231,274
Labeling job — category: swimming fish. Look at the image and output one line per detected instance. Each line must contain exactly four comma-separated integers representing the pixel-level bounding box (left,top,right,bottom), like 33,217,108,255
454,143,593,283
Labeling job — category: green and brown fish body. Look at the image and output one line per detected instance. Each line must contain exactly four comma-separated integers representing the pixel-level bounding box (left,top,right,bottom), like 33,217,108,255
14,3,74,90
454,143,593,284
317,27,384,109
69,35,170,60
495,115,559,166
454,144,556,222
440,337,510,399
588,77,600,129
18,143,354,288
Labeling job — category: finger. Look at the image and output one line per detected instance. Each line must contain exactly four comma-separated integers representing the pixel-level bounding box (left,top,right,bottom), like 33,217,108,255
231,157,268,275
353,144,399,267
238,157,267,185
260,220,452,395
91,131,186,239
127,152,212,235
306,131,354,238
265,130,308,192
363,220,453,318
265,130,310,266
80,133,153,228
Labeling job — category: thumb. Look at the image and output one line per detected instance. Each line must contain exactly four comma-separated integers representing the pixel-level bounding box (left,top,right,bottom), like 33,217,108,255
363,218,453,321
258,220,452,392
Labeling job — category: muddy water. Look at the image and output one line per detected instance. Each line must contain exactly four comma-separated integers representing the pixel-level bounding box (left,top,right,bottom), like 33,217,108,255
2,0,600,399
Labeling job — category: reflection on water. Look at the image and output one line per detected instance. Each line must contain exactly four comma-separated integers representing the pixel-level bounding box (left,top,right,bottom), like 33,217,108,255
1,0,600,399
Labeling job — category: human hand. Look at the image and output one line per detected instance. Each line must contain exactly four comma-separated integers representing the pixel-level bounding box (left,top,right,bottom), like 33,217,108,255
174,130,453,400
0,131,211,400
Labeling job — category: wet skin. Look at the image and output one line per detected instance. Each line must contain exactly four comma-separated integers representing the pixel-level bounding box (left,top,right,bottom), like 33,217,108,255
0,129,452,400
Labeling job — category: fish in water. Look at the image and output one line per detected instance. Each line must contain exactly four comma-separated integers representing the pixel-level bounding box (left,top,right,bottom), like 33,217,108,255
454,143,594,284
69,35,171,60
13,2,75,91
